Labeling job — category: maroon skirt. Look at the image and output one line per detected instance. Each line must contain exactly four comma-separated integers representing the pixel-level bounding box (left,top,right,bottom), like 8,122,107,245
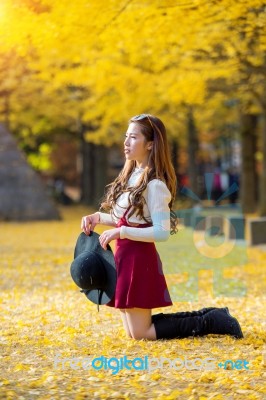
107,210,172,309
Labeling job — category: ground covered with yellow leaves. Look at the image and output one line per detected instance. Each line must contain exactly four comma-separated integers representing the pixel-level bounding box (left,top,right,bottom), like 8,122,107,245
1,206,265,399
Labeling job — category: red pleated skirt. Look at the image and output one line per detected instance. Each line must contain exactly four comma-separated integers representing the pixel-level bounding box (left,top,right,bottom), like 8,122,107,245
106,210,172,309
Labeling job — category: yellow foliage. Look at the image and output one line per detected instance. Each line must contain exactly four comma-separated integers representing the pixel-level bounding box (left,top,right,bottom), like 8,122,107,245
0,0,265,145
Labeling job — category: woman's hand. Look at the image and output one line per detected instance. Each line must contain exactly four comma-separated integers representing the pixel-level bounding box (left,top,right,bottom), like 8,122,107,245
99,228,121,250
81,212,100,235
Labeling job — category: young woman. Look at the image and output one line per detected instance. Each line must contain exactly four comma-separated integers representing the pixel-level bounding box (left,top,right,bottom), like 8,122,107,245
81,114,243,340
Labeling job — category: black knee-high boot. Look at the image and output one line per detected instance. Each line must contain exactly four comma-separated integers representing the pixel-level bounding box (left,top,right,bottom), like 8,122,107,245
153,308,243,339
151,307,225,323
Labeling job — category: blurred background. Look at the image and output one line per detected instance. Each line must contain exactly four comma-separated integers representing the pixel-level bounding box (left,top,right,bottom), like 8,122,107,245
0,0,265,219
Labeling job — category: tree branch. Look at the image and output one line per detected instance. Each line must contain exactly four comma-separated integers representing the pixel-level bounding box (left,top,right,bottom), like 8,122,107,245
98,0,134,35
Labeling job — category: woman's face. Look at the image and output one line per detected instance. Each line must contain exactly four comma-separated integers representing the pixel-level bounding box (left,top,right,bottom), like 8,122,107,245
124,123,152,166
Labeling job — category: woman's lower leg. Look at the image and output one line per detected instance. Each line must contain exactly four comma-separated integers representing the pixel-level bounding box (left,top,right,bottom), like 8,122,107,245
120,309,132,337
125,308,157,340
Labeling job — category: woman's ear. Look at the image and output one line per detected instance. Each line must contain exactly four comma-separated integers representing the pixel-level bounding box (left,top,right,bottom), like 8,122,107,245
147,142,153,150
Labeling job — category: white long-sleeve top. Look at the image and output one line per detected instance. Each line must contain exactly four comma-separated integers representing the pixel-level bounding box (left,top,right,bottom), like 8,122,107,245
98,167,171,242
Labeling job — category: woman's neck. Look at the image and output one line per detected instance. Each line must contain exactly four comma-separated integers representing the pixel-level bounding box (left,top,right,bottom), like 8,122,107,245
135,160,148,169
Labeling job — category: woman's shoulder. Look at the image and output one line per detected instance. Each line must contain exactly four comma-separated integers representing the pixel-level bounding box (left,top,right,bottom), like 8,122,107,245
147,178,169,189
146,179,171,196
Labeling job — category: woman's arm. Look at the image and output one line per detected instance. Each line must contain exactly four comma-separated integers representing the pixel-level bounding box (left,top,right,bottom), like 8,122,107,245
97,212,117,227
119,180,171,242
81,211,116,235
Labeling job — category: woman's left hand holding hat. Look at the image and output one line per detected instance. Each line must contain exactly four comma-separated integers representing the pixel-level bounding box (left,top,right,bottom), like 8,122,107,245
99,228,121,250
81,212,100,235
81,213,120,250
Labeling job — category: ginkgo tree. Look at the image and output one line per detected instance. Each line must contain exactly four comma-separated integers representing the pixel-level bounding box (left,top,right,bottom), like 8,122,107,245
0,0,265,212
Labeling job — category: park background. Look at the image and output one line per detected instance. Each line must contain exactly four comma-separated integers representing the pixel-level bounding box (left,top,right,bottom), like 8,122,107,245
0,0,266,399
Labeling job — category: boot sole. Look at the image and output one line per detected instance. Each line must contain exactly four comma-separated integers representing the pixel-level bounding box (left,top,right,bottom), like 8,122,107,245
224,307,244,339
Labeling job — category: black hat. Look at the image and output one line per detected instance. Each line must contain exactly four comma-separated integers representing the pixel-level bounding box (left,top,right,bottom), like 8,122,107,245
70,231,116,309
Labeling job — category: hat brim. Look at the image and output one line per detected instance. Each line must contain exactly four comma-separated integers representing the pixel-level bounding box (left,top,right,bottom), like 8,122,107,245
72,231,116,305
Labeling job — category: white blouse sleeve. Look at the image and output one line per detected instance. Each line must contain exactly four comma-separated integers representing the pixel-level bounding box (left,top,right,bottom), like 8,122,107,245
97,212,117,227
120,179,171,242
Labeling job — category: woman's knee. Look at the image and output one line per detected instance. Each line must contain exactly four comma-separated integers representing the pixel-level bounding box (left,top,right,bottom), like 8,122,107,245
130,327,148,340
131,332,145,340
125,308,154,340
130,324,157,340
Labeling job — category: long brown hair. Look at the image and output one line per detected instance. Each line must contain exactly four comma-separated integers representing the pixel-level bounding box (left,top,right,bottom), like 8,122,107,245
100,114,178,234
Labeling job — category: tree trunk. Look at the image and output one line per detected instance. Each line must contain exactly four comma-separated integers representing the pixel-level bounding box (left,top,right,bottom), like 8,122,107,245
187,107,199,195
259,112,266,216
240,114,258,214
171,138,179,174
80,138,94,205
80,130,108,208
93,144,108,207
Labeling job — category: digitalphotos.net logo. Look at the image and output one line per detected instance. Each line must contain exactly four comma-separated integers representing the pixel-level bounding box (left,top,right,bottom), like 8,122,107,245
164,172,247,301
54,353,250,375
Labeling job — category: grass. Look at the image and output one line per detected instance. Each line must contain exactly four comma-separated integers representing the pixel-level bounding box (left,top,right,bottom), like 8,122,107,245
0,205,265,399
